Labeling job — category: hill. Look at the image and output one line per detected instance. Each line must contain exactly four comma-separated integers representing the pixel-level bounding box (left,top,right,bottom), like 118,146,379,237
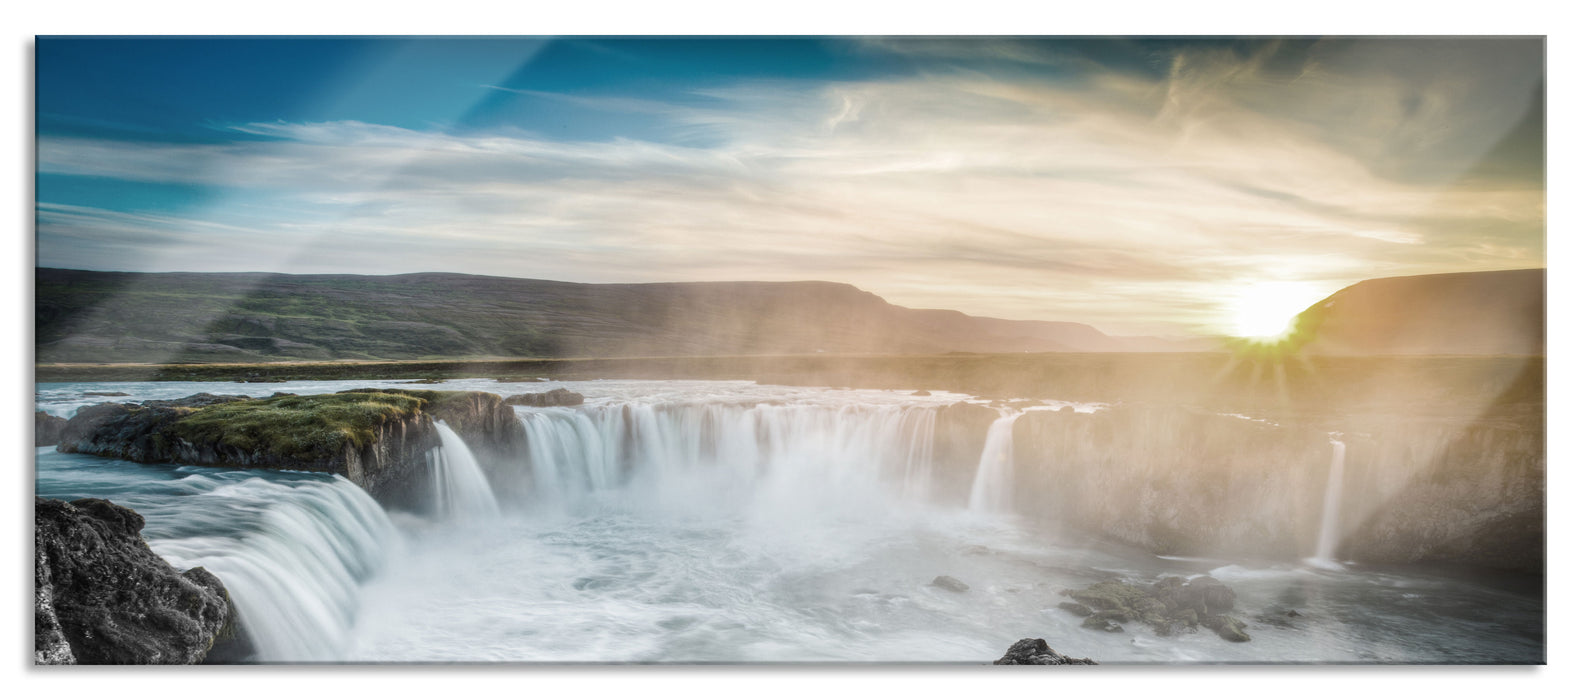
1295,268,1544,356
35,269,1199,363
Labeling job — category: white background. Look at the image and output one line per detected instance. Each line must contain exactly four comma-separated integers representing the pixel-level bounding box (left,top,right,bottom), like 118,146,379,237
4,2,1572,697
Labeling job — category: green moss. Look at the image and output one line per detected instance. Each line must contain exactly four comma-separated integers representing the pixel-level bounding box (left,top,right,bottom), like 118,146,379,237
342,388,480,415
164,392,429,462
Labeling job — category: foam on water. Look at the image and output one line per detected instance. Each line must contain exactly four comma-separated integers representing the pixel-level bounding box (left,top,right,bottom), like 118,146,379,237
34,379,1544,664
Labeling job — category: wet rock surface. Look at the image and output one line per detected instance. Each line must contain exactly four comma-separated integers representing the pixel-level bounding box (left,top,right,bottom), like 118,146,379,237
35,497,232,664
1062,576,1252,642
504,388,585,407
930,575,970,593
54,390,525,511
35,411,67,446
993,638,1097,665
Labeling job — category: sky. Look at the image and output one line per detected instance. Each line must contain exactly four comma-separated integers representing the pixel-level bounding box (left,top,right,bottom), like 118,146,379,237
34,36,1545,336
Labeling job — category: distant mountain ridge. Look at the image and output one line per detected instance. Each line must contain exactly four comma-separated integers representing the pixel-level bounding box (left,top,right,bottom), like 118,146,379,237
1295,268,1544,356
35,268,1201,363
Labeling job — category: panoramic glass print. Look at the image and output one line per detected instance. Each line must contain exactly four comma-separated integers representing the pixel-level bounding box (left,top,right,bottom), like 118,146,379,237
34,36,1544,665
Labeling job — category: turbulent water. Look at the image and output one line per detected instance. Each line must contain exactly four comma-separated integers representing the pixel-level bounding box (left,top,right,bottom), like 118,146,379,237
35,378,1544,664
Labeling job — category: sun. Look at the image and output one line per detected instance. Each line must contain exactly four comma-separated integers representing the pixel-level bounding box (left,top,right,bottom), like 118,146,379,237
1229,281,1327,341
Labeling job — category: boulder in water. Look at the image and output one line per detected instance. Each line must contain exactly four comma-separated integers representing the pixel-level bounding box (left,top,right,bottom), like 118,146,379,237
1203,614,1251,642
930,575,971,593
1064,576,1250,642
1081,616,1125,633
1188,575,1236,613
35,411,67,446
1057,601,1093,617
911,390,931,396
35,497,233,664
993,638,1097,665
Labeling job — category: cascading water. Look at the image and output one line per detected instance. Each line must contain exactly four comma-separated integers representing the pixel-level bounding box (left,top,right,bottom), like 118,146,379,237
34,453,400,663
967,410,1022,514
511,401,941,513
34,379,1546,664
151,477,399,662
428,422,501,522
1306,435,1348,569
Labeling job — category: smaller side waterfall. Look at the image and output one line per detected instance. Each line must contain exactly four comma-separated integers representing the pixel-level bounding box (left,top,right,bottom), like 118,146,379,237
149,476,399,662
428,422,501,522
968,411,1022,514
1307,436,1348,569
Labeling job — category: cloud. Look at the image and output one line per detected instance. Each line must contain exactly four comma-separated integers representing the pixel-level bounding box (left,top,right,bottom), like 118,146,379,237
35,41,1544,335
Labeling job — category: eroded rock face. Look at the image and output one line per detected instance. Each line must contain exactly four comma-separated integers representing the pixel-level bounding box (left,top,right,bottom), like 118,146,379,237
56,396,439,509
428,390,528,473
1009,404,1544,573
53,391,526,512
35,497,231,664
993,638,1097,665
35,411,67,446
504,388,585,407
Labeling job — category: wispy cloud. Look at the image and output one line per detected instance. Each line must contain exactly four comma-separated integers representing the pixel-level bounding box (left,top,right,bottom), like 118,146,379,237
35,41,1544,335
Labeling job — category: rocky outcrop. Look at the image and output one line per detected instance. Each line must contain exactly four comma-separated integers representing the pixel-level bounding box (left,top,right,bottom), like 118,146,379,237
35,497,231,664
412,389,528,471
1061,577,1249,642
55,390,525,512
930,401,999,498
930,575,970,593
504,388,585,407
993,638,1096,665
1009,403,1544,573
35,411,67,446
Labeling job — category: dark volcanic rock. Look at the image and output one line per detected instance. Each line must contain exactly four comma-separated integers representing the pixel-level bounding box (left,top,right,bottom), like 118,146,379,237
504,388,585,407
1188,575,1236,613
993,638,1097,665
140,393,250,409
55,390,525,511
35,411,67,446
35,497,231,664
1057,601,1093,617
1065,576,1250,642
1204,614,1251,642
930,575,970,593
1080,616,1125,633
423,390,528,469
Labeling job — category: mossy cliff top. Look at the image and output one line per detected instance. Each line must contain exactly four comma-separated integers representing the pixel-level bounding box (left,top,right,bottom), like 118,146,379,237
163,392,440,462
59,389,495,466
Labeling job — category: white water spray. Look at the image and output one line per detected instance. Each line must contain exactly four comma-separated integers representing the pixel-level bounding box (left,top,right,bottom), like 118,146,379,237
968,410,1022,514
150,476,399,662
429,422,501,522
511,401,941,513
1307,436,1348,569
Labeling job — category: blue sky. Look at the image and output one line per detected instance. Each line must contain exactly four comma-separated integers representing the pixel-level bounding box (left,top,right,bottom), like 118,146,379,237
35,37,1544,335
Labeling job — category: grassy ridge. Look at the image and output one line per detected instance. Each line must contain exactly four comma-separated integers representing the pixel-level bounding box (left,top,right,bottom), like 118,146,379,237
162,391,453,462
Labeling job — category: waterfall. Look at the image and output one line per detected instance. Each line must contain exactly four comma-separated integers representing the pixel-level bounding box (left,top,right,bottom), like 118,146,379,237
429,422,501,522
967,410,1022,514
510,401,941,510
1307,436,1348,569
149,476,399,662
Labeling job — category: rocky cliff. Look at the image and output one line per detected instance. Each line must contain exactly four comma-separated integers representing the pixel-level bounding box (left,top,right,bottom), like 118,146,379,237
55,390,526,512
35,497,233,664
1007,402,1544,573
